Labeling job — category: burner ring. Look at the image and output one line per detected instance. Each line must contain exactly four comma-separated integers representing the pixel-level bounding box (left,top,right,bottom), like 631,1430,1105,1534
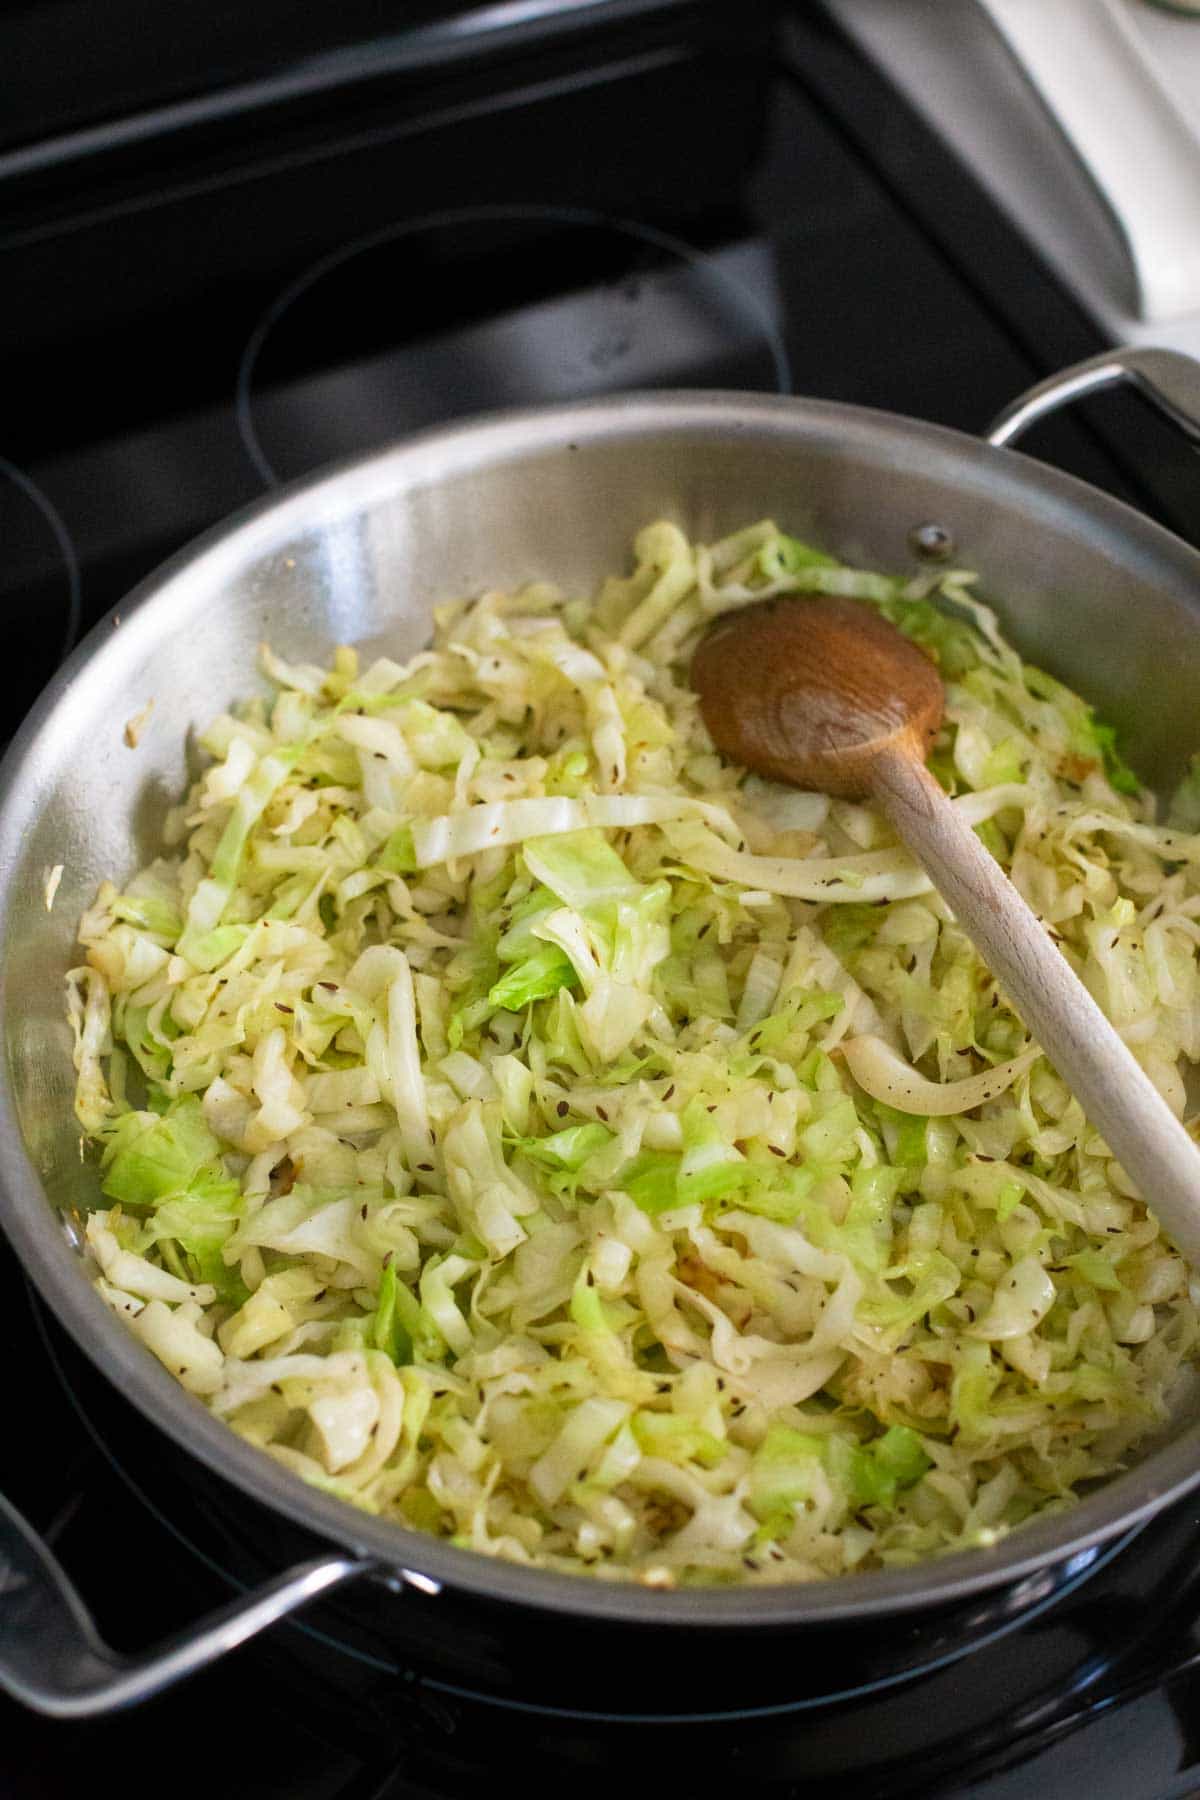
236,202,793,488
0,455,82,669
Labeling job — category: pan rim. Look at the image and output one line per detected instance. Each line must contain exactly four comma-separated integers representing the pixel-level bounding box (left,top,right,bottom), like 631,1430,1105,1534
4,386,1200,1629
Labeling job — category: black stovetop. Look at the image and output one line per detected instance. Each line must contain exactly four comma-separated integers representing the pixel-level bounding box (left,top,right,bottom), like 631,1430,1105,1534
4,4,1200,1795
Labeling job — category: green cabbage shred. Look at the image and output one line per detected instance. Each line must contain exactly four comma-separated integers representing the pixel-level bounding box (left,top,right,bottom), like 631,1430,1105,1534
67,519,1200,1587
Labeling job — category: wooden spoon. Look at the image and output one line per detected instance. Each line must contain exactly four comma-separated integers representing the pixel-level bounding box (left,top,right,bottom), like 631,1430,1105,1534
692,595,1200,1266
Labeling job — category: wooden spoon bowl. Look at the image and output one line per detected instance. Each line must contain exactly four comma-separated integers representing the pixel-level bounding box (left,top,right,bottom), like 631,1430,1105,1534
693,596,943,799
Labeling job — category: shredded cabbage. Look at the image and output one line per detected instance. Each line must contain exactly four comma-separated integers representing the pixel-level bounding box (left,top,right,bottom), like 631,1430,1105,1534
67,520,1200,1587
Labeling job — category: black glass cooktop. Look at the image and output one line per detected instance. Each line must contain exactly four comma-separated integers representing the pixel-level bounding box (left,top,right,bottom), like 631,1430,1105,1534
2,0,1196,739
3,4,1200,1795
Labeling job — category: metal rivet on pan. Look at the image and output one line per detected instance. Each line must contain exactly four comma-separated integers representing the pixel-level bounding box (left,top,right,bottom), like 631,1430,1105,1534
909,521,956,561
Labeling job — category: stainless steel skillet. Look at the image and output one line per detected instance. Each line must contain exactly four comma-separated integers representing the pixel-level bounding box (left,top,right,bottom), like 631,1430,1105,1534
1,347,1199,1716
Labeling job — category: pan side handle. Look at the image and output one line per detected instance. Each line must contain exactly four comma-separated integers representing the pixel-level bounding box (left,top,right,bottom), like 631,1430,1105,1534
987,346,1200,449
0,1489,378,1717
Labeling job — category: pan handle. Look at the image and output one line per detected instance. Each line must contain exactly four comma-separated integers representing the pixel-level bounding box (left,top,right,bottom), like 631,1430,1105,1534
986,346,1200,449
0,1488,378,1717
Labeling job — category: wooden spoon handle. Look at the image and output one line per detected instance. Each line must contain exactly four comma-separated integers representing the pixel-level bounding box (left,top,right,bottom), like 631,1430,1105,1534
872,744,1200,1266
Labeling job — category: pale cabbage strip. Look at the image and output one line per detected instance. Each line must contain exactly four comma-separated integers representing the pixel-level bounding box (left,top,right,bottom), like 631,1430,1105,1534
67,520,1200,1588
